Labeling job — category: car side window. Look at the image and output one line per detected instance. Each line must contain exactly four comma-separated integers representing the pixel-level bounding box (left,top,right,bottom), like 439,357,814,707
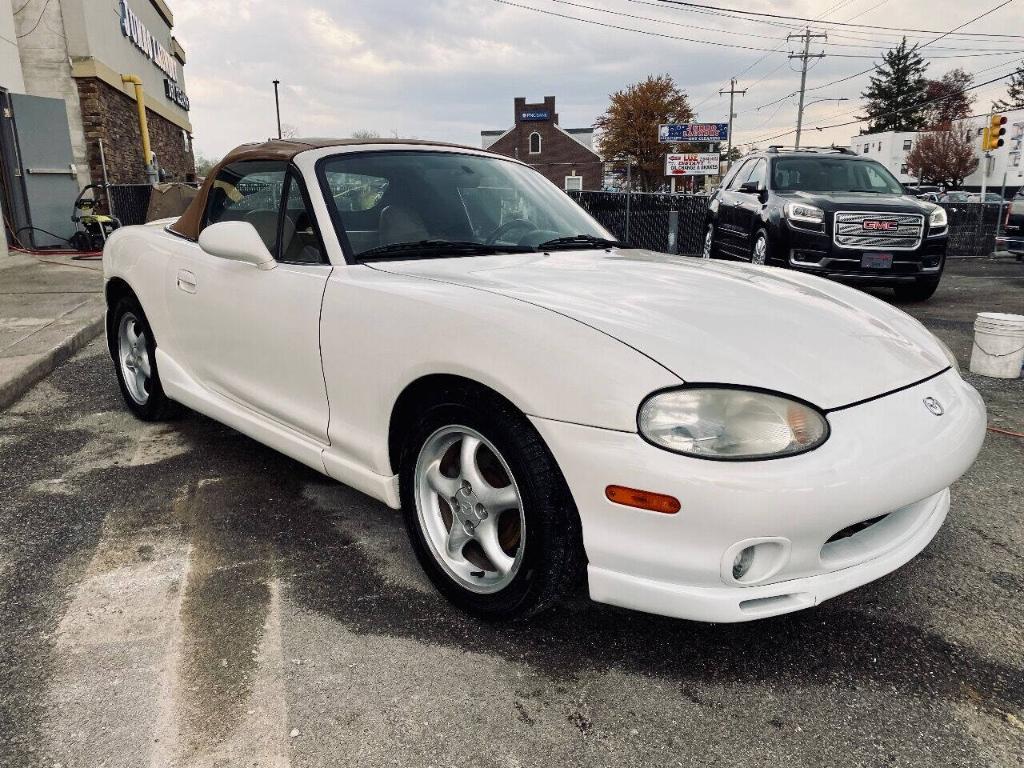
278,171,327,265
727,160,754,190
744,159,767,190
204,160,287,252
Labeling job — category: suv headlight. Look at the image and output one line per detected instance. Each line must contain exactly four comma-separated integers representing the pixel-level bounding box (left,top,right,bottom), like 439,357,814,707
784,202,825,226
638,387,829,460
929,206,948,230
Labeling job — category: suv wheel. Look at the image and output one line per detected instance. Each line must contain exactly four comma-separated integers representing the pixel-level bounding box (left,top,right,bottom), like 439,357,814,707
702,224,714,259
752,229,770,266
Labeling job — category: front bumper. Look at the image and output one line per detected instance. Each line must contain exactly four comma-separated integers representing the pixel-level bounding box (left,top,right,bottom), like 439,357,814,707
780,220,947,284
531,370,985,623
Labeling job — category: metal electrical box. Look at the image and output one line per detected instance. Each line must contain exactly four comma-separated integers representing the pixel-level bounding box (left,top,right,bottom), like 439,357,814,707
0,91,81,249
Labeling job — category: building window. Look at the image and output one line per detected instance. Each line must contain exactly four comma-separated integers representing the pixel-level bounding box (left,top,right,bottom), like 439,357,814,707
529,132,541,154
863,144,869,153
900,164,908,175
903,139,912,151
564,174,583,191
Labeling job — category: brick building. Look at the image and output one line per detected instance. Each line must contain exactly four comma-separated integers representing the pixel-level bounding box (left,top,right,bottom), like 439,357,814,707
482,97,602,191
1,0,194,187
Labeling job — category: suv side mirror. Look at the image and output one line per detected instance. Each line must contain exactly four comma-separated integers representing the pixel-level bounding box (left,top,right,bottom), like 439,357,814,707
738,180,761,194
198,221,277,270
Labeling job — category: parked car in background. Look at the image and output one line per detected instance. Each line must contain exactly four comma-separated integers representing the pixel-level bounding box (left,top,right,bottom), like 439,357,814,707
1000,188,1024,258
102,138,985,623
703,146,949,301
905,184,941,201
939,191,971,204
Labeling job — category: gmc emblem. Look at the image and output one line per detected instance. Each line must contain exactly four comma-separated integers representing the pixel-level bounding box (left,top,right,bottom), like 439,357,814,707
863,219,898,231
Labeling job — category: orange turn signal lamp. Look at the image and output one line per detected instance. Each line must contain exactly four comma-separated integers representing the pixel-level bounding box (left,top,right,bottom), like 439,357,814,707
605,485,681,514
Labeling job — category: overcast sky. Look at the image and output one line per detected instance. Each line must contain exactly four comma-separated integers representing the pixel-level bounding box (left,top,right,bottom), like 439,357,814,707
172,0,1024,159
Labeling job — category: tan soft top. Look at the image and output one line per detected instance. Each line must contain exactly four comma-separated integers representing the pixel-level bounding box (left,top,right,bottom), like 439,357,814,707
170,137,482,240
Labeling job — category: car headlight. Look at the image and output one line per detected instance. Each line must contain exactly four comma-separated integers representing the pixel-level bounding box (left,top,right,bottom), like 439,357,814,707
784,202,825,225
638,387,829,460
929,206,948,230
934,335,960,376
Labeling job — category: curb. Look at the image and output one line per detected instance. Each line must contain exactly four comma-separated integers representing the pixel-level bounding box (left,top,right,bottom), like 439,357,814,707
0,314,106,411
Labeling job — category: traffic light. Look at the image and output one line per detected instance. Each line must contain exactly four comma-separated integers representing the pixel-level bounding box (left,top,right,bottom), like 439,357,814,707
983,113,1007,150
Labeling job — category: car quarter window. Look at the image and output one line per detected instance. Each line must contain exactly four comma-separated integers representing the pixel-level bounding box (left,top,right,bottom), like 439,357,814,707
278,170,328,264
204,160,287,252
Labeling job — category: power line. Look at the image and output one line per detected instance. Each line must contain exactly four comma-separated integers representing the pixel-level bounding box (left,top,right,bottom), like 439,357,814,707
737,66,1023,147
651,0,1022,38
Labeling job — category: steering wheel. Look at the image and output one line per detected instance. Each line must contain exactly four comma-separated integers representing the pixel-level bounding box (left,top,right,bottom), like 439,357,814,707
485,218,537,245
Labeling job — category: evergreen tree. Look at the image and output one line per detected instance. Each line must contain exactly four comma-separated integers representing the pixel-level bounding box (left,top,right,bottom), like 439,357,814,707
993,67,1024,111
860,38,929,132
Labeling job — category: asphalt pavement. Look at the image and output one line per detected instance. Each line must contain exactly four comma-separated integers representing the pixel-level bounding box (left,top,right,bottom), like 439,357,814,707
0,258,1022,768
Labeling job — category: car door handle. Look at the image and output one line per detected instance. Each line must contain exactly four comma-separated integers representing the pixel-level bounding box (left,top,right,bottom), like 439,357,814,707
176,269,197,293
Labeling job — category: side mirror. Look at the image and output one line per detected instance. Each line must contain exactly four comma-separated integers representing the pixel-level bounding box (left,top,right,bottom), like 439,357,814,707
198,221,276,270
738,180,761,194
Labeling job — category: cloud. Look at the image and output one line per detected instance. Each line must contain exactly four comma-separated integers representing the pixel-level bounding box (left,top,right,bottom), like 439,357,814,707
173,0,1023,159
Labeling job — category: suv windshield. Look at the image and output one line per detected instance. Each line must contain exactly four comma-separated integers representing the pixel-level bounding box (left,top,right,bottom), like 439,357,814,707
319,151,614,259
772,157,905,195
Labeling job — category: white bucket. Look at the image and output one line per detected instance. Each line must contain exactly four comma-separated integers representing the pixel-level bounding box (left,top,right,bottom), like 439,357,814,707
969,312,1024,378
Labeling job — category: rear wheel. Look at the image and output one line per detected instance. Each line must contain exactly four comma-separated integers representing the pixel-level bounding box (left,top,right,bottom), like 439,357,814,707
893,278,940,302
110,297,180,421
400,390,584,620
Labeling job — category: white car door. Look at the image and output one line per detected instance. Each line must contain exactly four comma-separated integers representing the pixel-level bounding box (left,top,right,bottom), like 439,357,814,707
166,161,332,443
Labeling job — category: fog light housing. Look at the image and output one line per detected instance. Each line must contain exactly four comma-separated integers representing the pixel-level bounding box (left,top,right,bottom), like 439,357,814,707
732,547,755,580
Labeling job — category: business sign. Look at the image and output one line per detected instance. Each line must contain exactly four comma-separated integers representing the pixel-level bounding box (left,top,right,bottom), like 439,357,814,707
120,0,179,82
665,153,721,176
520,110,550,121
164,79,190,111
659,123,729,143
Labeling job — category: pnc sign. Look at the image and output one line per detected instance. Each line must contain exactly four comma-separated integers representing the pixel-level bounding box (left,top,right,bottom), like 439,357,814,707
119,0,179,82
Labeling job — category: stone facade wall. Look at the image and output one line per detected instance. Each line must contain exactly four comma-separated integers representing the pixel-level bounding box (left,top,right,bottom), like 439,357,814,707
488,97,603,191
76,77,195,185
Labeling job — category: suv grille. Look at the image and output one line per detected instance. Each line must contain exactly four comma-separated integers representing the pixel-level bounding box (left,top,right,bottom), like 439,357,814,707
833,211,924,251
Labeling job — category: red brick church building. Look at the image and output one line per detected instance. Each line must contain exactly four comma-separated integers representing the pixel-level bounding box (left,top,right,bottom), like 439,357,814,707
481,97,603,191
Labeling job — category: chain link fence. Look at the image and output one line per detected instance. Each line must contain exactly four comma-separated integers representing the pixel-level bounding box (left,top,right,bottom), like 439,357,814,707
570,191,1000,258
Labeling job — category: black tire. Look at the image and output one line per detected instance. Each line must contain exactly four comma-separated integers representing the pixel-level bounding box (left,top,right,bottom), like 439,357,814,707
399,387,585,620
751,228,771,265
893,278,940,302
109,296,181,421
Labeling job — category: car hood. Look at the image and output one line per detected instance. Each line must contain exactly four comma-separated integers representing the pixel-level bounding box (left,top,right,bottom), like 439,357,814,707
370,250,949,410
778,190,935,213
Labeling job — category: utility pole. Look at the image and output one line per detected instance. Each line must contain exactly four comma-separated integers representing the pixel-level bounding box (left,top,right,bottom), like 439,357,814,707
272,79,282,139
788,28,827,149
719,78,746,166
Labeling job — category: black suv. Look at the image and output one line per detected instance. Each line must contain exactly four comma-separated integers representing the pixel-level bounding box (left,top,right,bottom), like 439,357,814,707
703,147,948,301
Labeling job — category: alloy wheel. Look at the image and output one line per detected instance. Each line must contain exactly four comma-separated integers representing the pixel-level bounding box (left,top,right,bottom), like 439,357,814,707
702,227,713,259
752,234,768,265
118,312,151,405
414,425,526,594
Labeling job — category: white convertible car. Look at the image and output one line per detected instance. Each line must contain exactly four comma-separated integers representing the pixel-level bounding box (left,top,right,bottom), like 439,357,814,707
103,139,986,622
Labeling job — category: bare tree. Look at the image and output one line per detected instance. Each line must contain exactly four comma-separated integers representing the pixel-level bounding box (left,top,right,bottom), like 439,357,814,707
280,123,300,139
905,122,979,188
350,129,381,140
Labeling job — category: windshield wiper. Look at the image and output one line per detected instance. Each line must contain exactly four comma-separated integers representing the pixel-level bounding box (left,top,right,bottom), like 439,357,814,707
536,234,621,250
359,239,534,260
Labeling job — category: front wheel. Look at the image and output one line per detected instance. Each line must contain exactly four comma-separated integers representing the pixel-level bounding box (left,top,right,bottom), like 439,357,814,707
702,224,714,259
400,392,584,620
893,278,940,302
751,229,771,266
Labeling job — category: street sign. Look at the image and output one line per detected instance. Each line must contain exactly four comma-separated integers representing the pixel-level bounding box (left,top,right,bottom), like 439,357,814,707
659,123,729,143
665,153,721,176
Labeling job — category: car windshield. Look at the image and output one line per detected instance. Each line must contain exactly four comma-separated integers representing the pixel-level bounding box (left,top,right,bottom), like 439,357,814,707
772,157,905,195
319,150,615,260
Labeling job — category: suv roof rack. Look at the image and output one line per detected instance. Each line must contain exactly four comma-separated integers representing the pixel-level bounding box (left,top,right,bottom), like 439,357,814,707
765,145,856,155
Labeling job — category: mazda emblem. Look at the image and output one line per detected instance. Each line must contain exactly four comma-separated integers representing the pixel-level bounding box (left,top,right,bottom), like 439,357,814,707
923,397,944,416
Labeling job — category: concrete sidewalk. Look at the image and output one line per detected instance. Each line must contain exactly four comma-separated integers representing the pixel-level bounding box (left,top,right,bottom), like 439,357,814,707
0,250,104,409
